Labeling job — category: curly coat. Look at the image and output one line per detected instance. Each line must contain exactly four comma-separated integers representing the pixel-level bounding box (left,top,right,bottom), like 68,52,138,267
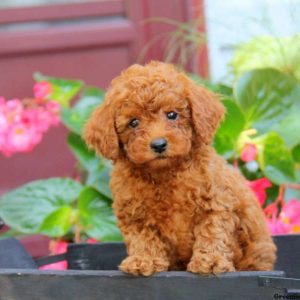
83,61,276,276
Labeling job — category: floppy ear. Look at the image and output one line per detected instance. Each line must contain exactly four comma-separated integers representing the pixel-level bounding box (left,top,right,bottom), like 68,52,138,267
187,79,225,145
83,100,119,161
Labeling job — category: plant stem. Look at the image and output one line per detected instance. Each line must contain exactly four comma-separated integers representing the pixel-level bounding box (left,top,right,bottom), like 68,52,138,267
284,183,300,190
74,225,81,243
264,185,285,217
233,156,239,168
277,185,285,207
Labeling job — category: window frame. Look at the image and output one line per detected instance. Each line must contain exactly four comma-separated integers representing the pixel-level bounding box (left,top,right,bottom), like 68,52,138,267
0,0,123,25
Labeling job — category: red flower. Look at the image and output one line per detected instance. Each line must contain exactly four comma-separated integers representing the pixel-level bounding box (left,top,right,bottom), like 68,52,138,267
248,178,272,206
240,143,257,162
39,240,68,270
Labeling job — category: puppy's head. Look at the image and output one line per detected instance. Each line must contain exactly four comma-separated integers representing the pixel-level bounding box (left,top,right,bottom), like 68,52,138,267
83,61,224,169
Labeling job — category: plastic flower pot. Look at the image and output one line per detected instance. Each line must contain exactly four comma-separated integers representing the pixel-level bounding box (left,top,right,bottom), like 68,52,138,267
0,235,299,300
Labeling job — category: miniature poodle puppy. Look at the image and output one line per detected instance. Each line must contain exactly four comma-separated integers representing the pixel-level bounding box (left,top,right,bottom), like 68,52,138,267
83,61,276,276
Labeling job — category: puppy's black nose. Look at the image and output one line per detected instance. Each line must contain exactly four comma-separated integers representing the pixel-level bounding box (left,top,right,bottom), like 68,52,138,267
150,138,168,153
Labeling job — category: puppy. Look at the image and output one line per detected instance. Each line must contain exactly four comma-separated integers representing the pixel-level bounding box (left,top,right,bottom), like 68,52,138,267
84,61,276,276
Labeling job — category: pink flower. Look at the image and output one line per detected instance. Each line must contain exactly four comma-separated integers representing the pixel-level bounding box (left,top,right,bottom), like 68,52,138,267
266,217,290,235
46,101,60,114
4,99,23,123
0,113,8,133
248,178,272,206
0,97,60,157
240,143,257,162
6,98,23,114
6,123,34,153
34,109,52,133
265,199,300,235
33,81,52,100
45,101,60,126
39,240,68,270
280,199,300,223
279,199,300,234
53,240,69,254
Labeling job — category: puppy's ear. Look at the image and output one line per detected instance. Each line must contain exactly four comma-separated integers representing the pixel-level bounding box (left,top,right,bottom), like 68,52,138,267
187,79,225,144
83,99,119,161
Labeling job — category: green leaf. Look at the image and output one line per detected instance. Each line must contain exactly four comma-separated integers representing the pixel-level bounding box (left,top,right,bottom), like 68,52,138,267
61,88,104,134
78,186,122,241
234,69,300,132
85,159,112,199
40,206,72,238
257,132,295,185
264,165,294,186
0,229,23,240
214,99,245,158
285,188,300,202
0,178,82,234
217,99,245,140
213,135,235,159
229,35,300,81
34,72,83,108
67,133,99,171
189,74,233,96
292,144,300,164
271,100,300,148
82,86,105,98
67,133,112,198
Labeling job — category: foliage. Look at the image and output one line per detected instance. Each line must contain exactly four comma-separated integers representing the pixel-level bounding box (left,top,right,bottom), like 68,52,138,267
193,33,300,233
229,35,300,82
34,72,83,108
0,178,82,236
203,67,300,234
206,68,300,188
0,77,121,243
140,17,206,69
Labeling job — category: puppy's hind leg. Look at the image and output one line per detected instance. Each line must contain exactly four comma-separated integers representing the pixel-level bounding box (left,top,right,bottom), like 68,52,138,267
237,241,277,271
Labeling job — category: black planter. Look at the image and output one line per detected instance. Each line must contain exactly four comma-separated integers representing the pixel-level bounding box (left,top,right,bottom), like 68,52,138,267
0,235,299,300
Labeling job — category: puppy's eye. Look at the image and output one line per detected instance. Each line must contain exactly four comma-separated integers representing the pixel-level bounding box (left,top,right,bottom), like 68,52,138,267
166,111,178,120
129,118,139,128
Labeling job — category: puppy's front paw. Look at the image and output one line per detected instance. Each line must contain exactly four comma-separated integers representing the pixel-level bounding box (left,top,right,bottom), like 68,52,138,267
119,255,169,276
187,253,235,275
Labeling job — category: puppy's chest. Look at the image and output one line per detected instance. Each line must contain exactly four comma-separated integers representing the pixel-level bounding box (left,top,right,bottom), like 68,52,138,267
113,169,203,260
144,184,199,258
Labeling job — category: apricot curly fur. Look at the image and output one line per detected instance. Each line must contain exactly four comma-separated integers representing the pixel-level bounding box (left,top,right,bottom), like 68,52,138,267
83,61,277,276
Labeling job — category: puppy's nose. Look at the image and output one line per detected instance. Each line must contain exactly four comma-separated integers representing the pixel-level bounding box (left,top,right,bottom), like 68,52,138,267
150,138,168,153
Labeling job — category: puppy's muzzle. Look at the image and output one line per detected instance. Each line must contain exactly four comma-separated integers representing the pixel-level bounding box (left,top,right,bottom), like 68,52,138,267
150,138,168,154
